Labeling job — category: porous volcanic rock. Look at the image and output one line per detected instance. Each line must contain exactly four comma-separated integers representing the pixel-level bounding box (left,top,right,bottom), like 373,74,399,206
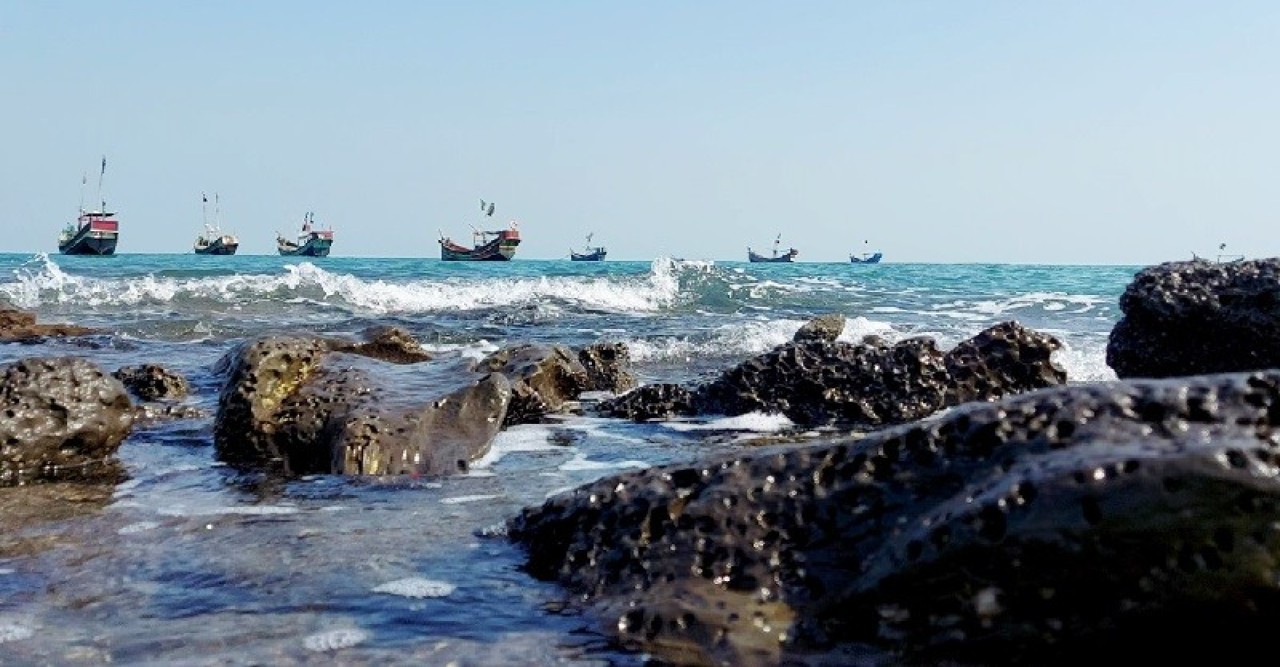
113,364,190,401
0,357,134,486
600,320,1064,428
511,370,1280,666
791,314,845,343
1107,258,1280,378
577,342,638,395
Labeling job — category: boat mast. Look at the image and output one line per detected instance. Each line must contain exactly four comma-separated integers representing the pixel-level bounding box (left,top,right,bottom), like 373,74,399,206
214,193,221,233
78,171,87,216
96,155,107,213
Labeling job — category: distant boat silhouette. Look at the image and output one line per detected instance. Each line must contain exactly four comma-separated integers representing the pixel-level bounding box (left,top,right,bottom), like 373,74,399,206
570,233,606,261
58,156,118,256
193,193,239,255
850,240,882,264
748,234,798,263
277,212,333,257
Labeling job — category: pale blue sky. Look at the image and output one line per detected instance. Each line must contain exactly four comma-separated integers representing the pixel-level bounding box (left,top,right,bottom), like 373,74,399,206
2,1,1277,262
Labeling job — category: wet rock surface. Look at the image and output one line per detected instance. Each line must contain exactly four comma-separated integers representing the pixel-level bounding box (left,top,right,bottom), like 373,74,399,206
599,319,1065,428
791,313,845,343
1107,258,1280,378
0,308,95,341
0,356,134,486
113,363,191,401
214,334,511,476
334,324,434,364
475,344,590,426
577,342,638,395
511,370,1280,665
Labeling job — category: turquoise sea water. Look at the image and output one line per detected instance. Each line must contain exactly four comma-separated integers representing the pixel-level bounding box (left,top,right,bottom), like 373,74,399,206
0,252,1142,664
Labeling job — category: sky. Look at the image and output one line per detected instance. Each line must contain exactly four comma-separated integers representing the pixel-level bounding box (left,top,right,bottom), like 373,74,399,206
2,1,1278,263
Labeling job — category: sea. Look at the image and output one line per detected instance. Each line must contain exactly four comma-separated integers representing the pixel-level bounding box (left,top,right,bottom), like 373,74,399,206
0,252,1140,666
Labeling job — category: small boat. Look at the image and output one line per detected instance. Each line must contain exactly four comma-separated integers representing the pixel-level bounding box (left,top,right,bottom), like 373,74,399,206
850,240,883,264
193,193,239,255
58,156,119,256
748,234,798,263
438,199,521,261
277,212,334,257
570,233,606,261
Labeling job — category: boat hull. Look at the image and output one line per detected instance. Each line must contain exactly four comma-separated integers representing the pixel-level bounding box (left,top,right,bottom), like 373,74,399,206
440,233,520,261
850,252,883,264
58,229,117,256
570,249,606,261
278,236,332,257
195,237,239,255
748,250,796,263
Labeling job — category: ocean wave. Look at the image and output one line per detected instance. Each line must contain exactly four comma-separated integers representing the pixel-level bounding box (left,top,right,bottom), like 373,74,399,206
0,255,730,316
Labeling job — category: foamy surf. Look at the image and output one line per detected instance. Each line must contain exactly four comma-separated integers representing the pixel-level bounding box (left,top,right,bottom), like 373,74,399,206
372,577,456,598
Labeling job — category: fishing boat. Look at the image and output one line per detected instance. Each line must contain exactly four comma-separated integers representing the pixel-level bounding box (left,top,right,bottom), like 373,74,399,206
438,199,521,261
850,240,883,264
570,233,606,261
58,156,119,256
276,212,334,257
747,235,798,263
193,193,239,255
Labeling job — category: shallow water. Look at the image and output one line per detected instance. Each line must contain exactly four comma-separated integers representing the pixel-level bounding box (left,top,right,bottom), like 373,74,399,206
0,253,1138,664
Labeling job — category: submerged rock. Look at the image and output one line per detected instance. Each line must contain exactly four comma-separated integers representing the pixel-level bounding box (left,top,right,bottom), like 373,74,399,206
511,370,1280,665
0,308,94,342
214,334,510,476
113,364,190,401
1107,258,1280,378
791,313,845,343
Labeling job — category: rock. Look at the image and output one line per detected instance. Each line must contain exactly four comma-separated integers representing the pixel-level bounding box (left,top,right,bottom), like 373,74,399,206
510,369,1280,666
944,320,1065,406
0,357,134,486
335,325,433,364
214,334,509,476
598,383,699,421
1107,258,1280,378
113,364,190,401
577,342,637,394
695,337,953,427
792,314,845,343
475,344,590,426
0,308,94,341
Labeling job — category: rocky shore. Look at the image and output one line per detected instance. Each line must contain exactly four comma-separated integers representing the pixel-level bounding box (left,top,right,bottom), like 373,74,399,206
5,258,1280,665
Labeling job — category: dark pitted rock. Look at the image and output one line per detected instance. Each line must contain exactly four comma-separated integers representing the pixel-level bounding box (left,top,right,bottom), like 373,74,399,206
792,314,845,344
944,320,1065,406
0,357,134,486
0,308,94,341
510,370,1280,666
577,342,637,394
1107,258,1280,378
475,344,590,426
335,324,433,364
695,337,953,426
214,334,509,476
113,364,190,401
604,323,1065,427
598,383,698,421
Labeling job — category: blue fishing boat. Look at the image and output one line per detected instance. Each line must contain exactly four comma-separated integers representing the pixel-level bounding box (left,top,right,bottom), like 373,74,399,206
570,233,606,261
748,234,798,263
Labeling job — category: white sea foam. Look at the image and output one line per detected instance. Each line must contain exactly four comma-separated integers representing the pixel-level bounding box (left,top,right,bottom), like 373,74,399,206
0,618,35,644
1,256,696,315
626,315,898,363
439,494,502,505
472,424,565,468
664,412,794,432
155,502,300,517
118,521,161,535
303,627,369,652
372,577,456,598
559,454,650,472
